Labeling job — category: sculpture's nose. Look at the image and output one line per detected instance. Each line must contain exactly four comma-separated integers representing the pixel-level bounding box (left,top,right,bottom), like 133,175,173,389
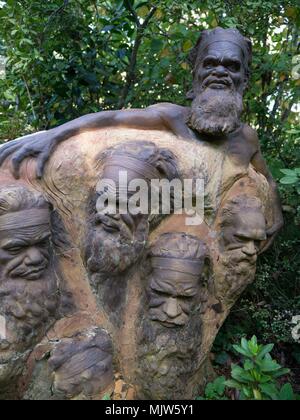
242,242,257,257
24,247,45,266
212,66,229,78
163,297,182,319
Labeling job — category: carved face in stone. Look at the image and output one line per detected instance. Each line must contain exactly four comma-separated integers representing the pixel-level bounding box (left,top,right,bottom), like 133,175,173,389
214,195,267,303
220,195,267,265
148,273,200,327
187,28,252,136
85,142,179,282
0,186,58,394
0,225,51,281
138,233,207,399
147,233,207,328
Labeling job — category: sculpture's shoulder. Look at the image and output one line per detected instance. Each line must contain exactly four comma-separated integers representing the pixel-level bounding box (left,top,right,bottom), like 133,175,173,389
148,102,190,120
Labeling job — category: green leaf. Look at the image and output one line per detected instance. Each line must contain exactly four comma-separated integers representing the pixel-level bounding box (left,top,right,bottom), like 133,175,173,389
259,383,279,400
280,169,297,176
233,344,252,357
259,359,282,373
272,368,290,378
248,336,259,355
279,383,295,400
150,39,164,53
241,337,250,351
224,379,243,390
280,176,298,185
244,360,254,371
231,365,256,383
182,39,193,53
256,343,274,360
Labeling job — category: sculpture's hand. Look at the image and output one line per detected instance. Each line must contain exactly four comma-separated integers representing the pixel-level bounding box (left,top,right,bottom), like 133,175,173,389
0,131,57,179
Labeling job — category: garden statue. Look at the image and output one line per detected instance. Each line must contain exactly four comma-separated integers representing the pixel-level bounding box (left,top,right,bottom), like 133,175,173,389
0,27,283,400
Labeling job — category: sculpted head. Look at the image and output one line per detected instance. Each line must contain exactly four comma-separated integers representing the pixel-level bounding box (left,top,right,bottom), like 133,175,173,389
0,185,51,281
187,27,252,136
0,185,58,392
147,233,208,328
85,142,179,280
220,195,267,265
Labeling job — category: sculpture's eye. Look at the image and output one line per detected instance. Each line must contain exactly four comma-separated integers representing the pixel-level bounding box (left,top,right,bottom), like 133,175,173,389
225,60,241,72
203,57,218,69
6,246,23,254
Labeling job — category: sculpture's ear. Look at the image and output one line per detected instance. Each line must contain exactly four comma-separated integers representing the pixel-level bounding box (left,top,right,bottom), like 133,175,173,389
186,89,196,100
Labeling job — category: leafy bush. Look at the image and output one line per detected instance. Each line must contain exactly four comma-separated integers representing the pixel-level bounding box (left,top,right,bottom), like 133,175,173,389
280,169,300,194
196,376,228,401
201,337,299,400
225,336,296,400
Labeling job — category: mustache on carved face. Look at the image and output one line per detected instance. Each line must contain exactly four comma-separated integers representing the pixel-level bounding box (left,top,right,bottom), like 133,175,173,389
203,76,234,89
221,249,257,269
5,256,49,279
149,310,188,327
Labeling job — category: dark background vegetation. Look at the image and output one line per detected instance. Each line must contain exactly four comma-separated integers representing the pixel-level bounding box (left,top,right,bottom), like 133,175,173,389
0,0,299,390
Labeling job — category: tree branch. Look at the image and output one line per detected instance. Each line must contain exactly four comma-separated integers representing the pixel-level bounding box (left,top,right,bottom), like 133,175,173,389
22,77,37,122
124,0,141,27
118,6,157,109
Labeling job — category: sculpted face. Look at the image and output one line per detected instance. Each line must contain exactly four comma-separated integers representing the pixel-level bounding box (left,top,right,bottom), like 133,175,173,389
86,174,148,279
188,41,247,136
138,231,207,399
213,195,268,303
222,208,267,265
86,144,179,281
0,226,51,281
196,42,247,94
148,274,199,327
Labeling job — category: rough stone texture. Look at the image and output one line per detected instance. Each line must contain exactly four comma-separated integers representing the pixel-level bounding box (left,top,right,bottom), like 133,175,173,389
0,128,274,399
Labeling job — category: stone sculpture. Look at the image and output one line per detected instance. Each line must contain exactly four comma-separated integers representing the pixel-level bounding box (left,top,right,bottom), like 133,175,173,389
0,27,282,400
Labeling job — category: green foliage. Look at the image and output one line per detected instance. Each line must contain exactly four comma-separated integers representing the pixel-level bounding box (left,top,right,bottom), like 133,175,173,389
0,0,299,138
201,337,299,400
196,376,228,400
280,168,300,189
226,336,298,400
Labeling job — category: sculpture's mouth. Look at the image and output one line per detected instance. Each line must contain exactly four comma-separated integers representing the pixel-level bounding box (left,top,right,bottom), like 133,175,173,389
10,264,47,280
204,77,232,89
208,80,231,89
159,320,184,328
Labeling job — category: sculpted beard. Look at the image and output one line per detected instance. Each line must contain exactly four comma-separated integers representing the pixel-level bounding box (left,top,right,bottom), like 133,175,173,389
187,84,244,136
0,267,58,392
215,249,257,300
0,271,58,350
85,218,146,281
137,315,202,399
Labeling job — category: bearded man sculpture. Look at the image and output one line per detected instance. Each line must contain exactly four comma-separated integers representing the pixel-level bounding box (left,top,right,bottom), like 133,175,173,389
0,27,283,400
0,185,59,399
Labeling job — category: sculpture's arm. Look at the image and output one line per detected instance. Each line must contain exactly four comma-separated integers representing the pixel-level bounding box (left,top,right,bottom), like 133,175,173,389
0,103,190,179
251,146,284,254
